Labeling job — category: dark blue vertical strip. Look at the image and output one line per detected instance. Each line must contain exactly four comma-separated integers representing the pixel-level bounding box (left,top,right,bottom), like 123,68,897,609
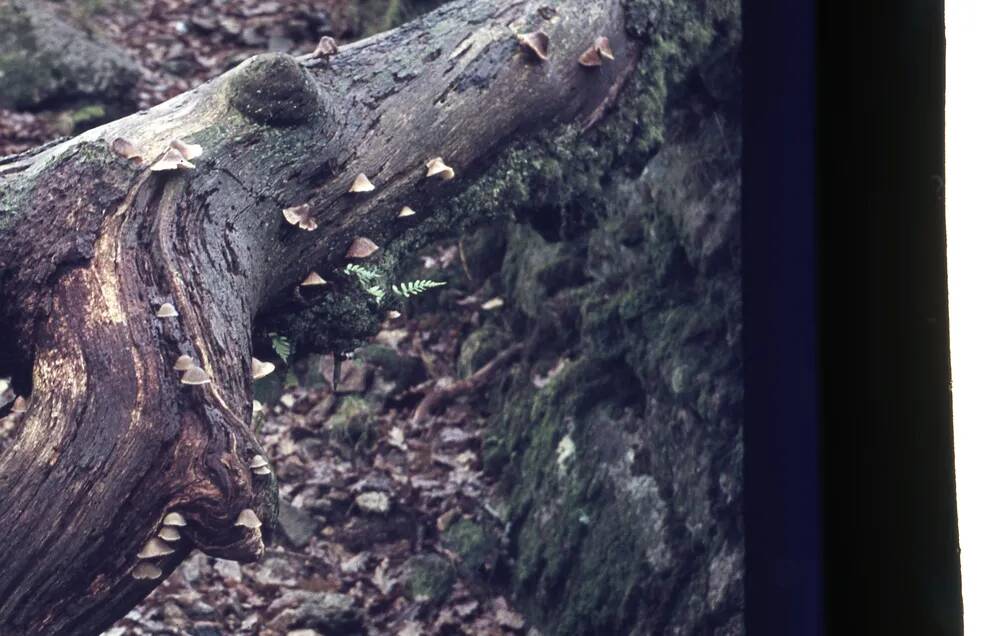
743,1,821,635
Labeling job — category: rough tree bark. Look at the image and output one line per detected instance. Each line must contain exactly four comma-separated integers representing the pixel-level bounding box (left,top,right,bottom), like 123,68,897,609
0,0,644,633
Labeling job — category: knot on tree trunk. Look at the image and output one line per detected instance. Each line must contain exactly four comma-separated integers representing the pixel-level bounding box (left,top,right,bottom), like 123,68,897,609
227,53,322,126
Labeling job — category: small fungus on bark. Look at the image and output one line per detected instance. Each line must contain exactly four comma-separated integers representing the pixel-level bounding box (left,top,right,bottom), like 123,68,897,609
346,237,379,259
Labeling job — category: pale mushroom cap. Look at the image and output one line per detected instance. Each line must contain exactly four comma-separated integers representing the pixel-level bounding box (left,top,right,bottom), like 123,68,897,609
283,204,317,230
346,237,380,259
349,173,375,193
156,302,179,318
481,297,505,310
181,366,211,385
252,465,272,476
282,205,306,225
398,206,417,218
132,562,162,580
578,46,602,67
169,138,203,161
594,36,615,59
235,508,262,529
173,355,195,371
111,137,142,160
386,310,402,320
301,271,327,286
251,357,276,380
137,537,175,559
151,147,196,172
425,157,455,180
11,396,28,414
158,526,181,542
314,35,338,57
162,512,187,526
249,454,268,469
517,31,550,61
252,400,264,413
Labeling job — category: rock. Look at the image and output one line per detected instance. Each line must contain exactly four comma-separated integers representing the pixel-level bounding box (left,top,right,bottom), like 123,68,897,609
457,325,506,378
333,359,372,394
0,1,140,114
355,345,427,393
252,556,298,586
189,623,223,636
442,519,498,576
325,396,374,445
278,499,320,549
354,491,390,514
212,559,242,583
460,222,508,283
402,554,455,606
267,590,361,634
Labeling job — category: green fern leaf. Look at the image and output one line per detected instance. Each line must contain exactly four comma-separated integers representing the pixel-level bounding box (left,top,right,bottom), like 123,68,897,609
270,333,292,363
392,279,447,298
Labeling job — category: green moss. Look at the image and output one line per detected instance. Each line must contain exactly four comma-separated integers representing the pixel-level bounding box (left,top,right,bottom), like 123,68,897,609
325,396,375,446
403,554,455,605
457,325,506,378
227,53,320,126
442,519,497,576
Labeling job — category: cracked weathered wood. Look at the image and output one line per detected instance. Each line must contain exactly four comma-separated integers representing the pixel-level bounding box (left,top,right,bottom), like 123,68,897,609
0,0,638,633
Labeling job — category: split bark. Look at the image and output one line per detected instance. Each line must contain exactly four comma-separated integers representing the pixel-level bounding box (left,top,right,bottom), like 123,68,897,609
0,0,638,633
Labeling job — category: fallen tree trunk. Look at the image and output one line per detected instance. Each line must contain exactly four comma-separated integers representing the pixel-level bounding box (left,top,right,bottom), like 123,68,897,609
0,0,641,633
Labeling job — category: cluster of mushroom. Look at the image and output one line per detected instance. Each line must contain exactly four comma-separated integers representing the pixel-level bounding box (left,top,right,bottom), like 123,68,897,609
131,512,186,580
516,29,615,68
110,137,204,172
286,156,455,288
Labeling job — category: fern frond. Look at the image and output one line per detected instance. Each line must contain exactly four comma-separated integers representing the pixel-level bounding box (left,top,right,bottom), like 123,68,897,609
344,264,380,283
366,285,386,301
269,333,293,363
392,279,447,298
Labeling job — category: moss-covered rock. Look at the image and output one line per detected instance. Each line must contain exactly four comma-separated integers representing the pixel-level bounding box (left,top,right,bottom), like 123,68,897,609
324,396,375,446
457,325,506,378
442,518,498,577
402,554,455,606
0,1,139,113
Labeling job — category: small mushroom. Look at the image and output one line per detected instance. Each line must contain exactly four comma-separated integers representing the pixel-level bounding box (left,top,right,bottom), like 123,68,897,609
162,512,187,527
300,271,327,286
349,173,375,193
151,147,196,172
111,138,142,162
252,400,264,413
398,206,417,218
386,310,402,320
180,366,211,385
169,138,203,161
312,35,338,58
11,396,28,414
158,526,181,542
235,508,262,529
578,46,602,67
282,204,318,231
137,538,174,559
346,237,379,259
517,31,550,61
156,303,179,318
253,465,272,476
425,157,455,181
173,355,195,371
249,454,268,469
251,357,275,380
131,562,162,580
594,36,615,60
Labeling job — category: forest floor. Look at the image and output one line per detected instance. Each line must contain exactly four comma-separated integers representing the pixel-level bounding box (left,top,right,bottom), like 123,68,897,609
1,1,528,634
